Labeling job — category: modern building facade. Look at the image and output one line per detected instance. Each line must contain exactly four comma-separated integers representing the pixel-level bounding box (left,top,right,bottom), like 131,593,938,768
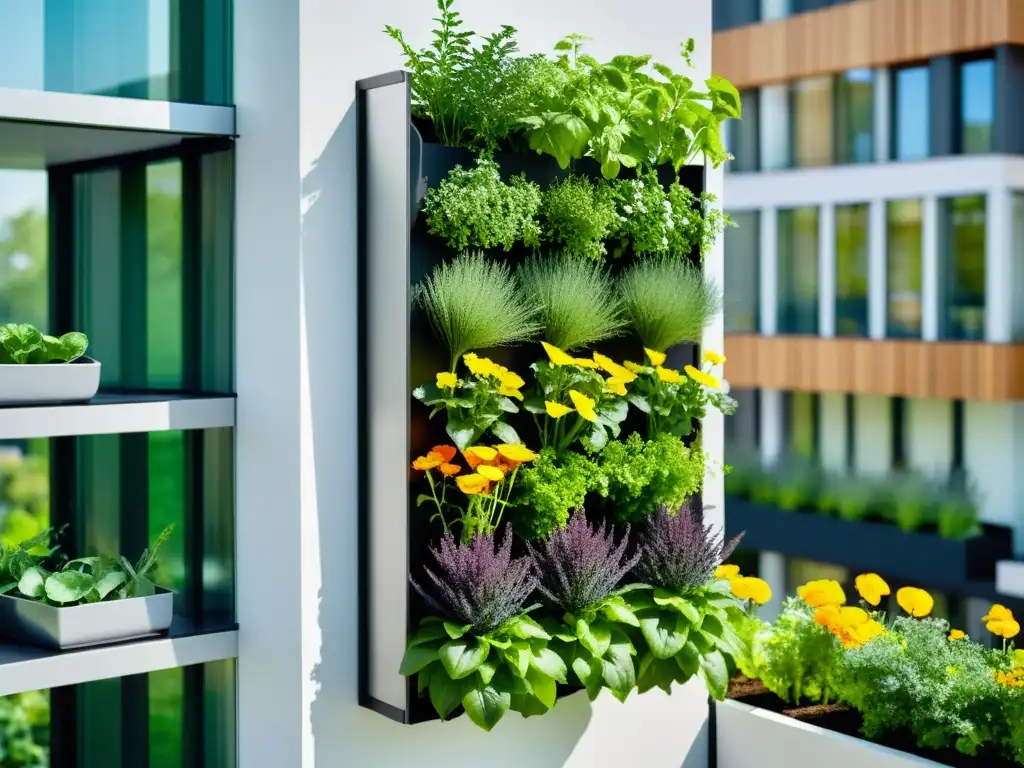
714,0,1024,622
0,1,724,766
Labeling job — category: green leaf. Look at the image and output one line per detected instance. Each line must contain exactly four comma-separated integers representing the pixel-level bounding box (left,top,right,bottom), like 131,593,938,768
446,421,476,451
578,619,612,658
443,621,471,639
428,673,469,719
56,332,88,362
637,654,679,694
701,613,725,638
627,394,651,413
400,642,440,676
699,649,730,700
598,399,628,424
490,420,521,444
674,642,701,681
417,663,435,695
510,616,550,641
44,570,94,604
477,660,498,685
523,395,547,414
529,647,568,683
524,111,592,168
93,570,128,600
497,397,519,414
412,383,444,404
525,667,557,709
439,638,490,680
639,613,689,660
600,598,640,627
653,589,701,625
461,683,510,731
415,494,434,508
602,639,637,695
572,653,598,688
504,642,532,678
17,567,46,599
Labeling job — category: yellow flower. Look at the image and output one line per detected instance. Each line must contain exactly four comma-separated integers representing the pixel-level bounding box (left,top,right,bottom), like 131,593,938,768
983,604,1014,624
813,604,842,629
436,372,458,390
541,341,577,367
988,618,1021,640
456,473,491,495
412,451,445,471
496,444,537,464
592,353,637,383
854,573,891,607
545,401,574,419
623,361,645,374
568,390,597,422
571,357,601,369
836,607,869,626
799,579,846,608
1013,649,1024,669
656,366,683,384
605,377,628,396
499,371,525,390
995,669,1024,688
897,587,934,618
703,350,726,365
843,619,885,648
462,353,502,379
499,386,524,400
715,564,740,579
477,465,505,482
731,576,772,606
644,348,667,366
685,365,721,389
463,446,498,470
948,629,966,641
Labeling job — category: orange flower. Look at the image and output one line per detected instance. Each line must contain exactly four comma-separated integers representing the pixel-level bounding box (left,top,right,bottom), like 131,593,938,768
456,474,491,495
412,451,445,471
948,629,966,641
439,463,461,477
477,465,505,482
464,445,498,469
432,445,458,463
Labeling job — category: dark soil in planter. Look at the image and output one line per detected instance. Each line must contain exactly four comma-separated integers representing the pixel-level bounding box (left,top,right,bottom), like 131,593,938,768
727,677,1019,768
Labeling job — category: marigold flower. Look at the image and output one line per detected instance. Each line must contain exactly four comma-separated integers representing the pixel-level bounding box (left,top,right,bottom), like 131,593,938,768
799,579,846,608
623,361,645,374
592,352,637,383
436,371,458,390
412,451,445,471
715,564,740,579
456,473,491,495
644,348,667,366
948,629,966,641
477,465,505,482
432,445,458,463
605,377,628,396
685,365,721,389
656,366,683,384
897,586,934,618
703,350,726,365
855,573,891,607
983,604,1014,624
731,576,772,605
496,444,537,465
987,618,1021,640
568,390,597,422
541,341,577,367
545,401,573,419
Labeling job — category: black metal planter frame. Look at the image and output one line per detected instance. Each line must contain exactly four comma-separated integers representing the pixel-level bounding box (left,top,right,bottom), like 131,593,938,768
357,71,710,724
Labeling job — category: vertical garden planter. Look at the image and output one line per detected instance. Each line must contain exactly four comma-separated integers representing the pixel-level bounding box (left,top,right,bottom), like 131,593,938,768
356,71,712,724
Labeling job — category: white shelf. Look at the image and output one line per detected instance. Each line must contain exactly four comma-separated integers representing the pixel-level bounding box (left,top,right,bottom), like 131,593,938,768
0,393,236,439
0,87,235,169
996,559,1024,599
0,628,237,697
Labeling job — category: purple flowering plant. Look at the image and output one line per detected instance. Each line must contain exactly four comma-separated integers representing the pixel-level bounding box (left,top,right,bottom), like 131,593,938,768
527,509,643,700
401,527,568,731
623,502,747,701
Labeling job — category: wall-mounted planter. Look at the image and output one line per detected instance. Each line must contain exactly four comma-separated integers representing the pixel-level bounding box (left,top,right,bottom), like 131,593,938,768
726,495,1012,593
0,357,100,405
0,588,173,650
356,71,708,725
715,699,945,768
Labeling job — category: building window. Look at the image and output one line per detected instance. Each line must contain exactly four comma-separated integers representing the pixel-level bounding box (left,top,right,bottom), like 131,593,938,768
941,195,986,340
886,200,923,338
835,203,869,336
835,69,874,164
777,207,819,334
892,66,930,161
725,211,760,332
725,90,760,173
791,76,833,167
960,58,995,154
785,391,818,460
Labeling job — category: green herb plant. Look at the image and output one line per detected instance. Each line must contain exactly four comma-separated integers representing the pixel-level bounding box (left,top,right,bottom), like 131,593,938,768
599,434,704,524
539,176,617,260
422,159,542,252
0,324,88,365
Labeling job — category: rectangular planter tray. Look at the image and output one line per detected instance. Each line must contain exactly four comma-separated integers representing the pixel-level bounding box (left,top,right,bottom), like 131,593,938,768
715,699,943,768
725,495,1012,593
0,588,173,650
0,356,100,405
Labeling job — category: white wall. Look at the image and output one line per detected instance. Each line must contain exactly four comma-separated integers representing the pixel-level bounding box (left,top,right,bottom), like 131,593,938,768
817,393,847,471
852,394,891,475
964,402,1024,553
235,1,718,765
905,398,952,477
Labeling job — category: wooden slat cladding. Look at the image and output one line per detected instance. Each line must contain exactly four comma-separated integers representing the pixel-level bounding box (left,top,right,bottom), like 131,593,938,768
723,334,1024,401
714,0,1024,89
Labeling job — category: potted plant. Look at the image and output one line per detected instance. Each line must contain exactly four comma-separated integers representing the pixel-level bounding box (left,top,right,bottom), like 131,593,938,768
0,526,174,649
0,324,99,404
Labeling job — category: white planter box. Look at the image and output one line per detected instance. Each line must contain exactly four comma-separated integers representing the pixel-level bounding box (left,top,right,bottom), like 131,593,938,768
715,699,944,768
996,560,1024,599
0,357,100,404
